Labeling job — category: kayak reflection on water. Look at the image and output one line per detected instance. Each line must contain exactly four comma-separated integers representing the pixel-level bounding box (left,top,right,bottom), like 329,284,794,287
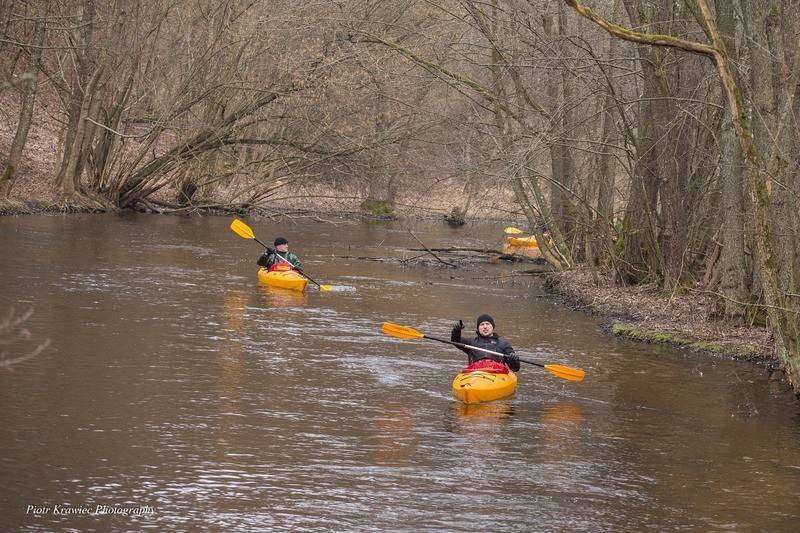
257,285,308,308
539,402,583,425
370,404,415,465
223,291,249,332
454,401,515,422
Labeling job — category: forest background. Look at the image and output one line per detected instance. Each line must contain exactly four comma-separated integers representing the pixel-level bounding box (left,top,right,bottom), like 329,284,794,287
1,0,799,391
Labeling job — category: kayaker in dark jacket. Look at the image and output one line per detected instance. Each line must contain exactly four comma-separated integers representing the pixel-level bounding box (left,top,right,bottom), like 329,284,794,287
257,237,303,271
451,314,521,372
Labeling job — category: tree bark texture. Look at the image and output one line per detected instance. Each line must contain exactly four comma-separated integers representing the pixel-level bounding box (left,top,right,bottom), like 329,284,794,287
1,2,47,197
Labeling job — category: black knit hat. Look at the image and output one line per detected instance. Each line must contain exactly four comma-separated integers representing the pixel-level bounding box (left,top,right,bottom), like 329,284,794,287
476,314,495,328
274,237,288,246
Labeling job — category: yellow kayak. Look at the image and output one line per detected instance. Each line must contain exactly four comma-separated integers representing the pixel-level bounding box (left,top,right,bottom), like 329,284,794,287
452,371,517,404
257,268,308,292
506,235,538,248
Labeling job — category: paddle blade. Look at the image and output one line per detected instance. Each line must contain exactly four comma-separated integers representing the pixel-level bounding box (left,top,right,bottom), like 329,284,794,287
544,364,586,382
504,226,524,234
230,218,255,240
381,322,424,340
319,284,333,292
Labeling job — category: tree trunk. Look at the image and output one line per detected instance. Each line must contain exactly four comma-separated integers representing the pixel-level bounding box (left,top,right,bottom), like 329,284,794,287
1,2,47,197
59,67,104,198
617,0,666,284
557,2,578,251
54,0,96,196
761,0,799,301
543,8,576,245
366,91,394,207
716,107,748,320
791,73,800,302
594,0,621,266
712,0,748,319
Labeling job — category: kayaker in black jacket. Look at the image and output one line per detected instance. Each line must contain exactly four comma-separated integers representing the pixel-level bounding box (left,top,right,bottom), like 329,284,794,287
257,237,303,271
451,314,521,372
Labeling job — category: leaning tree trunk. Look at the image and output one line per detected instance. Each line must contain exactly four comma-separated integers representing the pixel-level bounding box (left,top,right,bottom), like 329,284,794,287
511,175,568,270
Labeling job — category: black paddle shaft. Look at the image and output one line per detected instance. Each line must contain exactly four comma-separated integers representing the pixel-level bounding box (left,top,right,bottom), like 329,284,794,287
423,334,545,369
252,236,270,249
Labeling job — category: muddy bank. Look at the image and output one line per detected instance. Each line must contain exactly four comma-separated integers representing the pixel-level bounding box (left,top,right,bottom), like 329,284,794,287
0,197,374,219
0,198,115,216
543,269,782,372
0,194,528,227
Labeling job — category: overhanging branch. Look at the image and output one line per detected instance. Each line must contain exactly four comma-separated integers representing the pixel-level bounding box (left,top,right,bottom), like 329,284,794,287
563,0,716,56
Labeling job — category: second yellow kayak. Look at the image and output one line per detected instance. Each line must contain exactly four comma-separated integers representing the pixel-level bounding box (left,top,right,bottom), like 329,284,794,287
452,371,517,404
506,235,538,247
257,268,308,292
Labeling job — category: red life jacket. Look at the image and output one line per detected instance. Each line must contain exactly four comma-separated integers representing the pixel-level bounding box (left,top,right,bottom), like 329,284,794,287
462,359,509,374
267,262,293,273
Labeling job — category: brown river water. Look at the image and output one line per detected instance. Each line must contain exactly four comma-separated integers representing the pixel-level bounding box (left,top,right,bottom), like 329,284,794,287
1,213,799,531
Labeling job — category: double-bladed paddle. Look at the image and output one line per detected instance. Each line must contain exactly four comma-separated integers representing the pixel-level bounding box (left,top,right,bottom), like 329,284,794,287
381,321,586,382
230,218,333,291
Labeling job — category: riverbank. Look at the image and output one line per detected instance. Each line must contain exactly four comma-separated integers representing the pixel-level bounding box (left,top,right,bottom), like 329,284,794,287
0,196,519,225
0,198,109,216
543,268,786,375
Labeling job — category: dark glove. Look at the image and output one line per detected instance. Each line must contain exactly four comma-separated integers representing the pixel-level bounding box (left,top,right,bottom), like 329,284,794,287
503,352,521,372
451,320,464,342
266,246,275,254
